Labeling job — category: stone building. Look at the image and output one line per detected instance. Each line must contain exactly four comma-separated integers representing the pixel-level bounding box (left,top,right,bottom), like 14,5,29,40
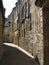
4,10,14,43
8,12,14,43
35,0,49,65
12,5,18,45
17,0,30,52
3,0,49,65
30,0,43,65
17,0,43,65
4,4,18,45
0,0,5,59
4,18,9,42
17,0,49,65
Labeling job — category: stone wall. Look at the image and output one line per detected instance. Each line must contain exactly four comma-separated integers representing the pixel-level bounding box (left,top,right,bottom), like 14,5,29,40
19,0,44,65
30,1,44,65
0,10,4,59
43,4,49,65
8,12,14,43
0,11,3,44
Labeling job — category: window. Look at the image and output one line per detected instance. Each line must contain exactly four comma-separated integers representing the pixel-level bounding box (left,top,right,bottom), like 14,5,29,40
24,29,25,37
18,13,20,22
25,2,27,17
30,13,32,31
22,30,23,37
25,1,30,18
22,6,24,18
22,29,25,37
30,23,32,30
19,31,20,38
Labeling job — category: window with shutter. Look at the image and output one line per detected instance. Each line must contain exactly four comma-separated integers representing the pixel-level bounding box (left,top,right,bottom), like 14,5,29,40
25,2,28,17
25,0,30,18
24,29,25,37
30,13,32,31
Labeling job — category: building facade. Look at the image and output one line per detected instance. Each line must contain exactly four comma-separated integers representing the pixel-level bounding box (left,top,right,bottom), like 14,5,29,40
17,0,43,65
8,12,14,43
35,0,49,65
30,1,43,65
4,0,49,65
4,4,18,45
4,18,9,42
0,0,5,59
4,12,14,43
17,0,30,52
12,5,18,45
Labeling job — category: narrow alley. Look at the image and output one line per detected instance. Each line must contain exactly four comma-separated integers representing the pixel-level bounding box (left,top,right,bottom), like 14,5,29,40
0,0,49,65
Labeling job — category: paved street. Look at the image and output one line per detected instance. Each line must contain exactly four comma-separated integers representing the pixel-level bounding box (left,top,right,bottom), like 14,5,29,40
0,43,39,65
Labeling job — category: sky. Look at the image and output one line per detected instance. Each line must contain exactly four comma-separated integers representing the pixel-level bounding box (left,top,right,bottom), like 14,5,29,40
3,0,18,18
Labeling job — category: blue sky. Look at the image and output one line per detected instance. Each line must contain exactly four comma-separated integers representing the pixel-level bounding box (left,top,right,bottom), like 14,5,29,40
3,0,18,17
